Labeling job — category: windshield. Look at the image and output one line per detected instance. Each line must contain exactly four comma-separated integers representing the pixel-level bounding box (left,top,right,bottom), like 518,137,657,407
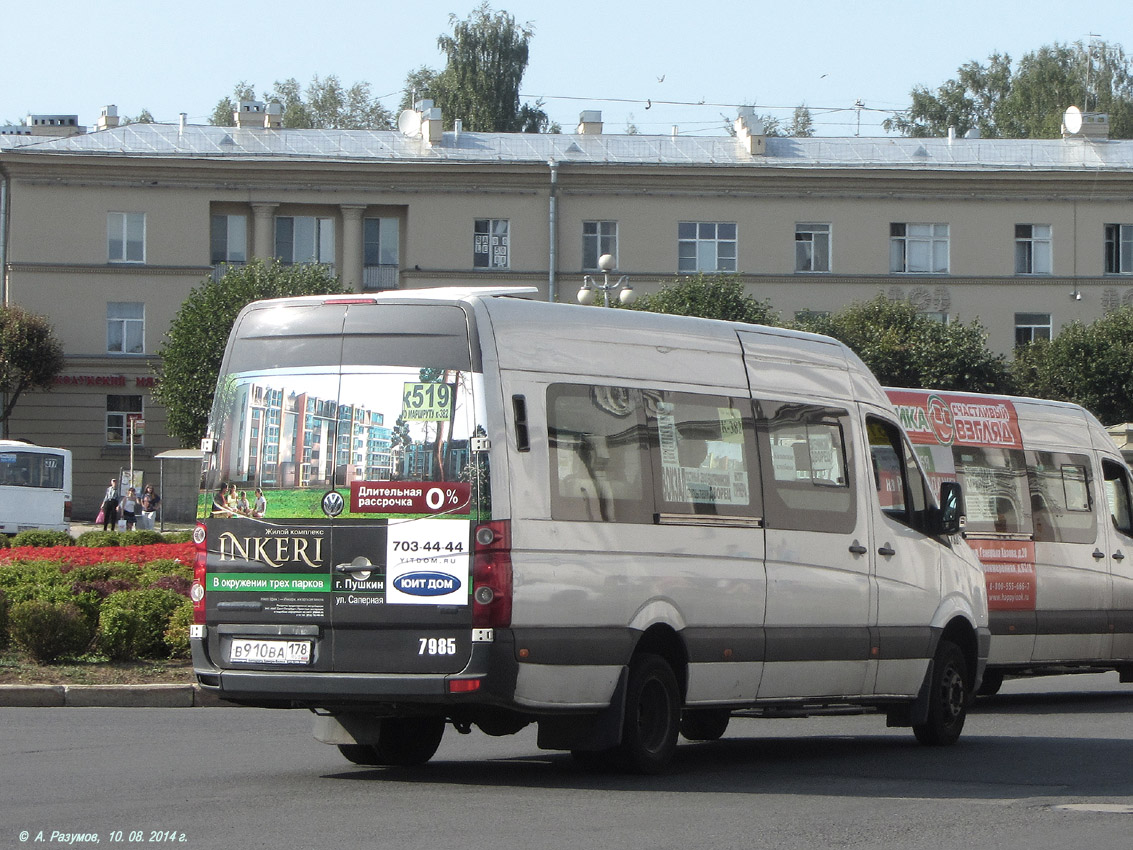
200,365,487,521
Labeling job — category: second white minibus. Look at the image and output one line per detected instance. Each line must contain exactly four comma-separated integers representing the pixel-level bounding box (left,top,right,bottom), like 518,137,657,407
0,440,72,535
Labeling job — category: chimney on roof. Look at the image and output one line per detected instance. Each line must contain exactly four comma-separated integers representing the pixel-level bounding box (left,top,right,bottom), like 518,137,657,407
577,110,603,135
423,104,443,145
234,101,265,129
734,107,766,156
98,105,119,131
265,102,283,130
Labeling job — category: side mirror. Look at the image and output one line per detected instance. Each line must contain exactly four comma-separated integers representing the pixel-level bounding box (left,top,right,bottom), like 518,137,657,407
937,481,965,536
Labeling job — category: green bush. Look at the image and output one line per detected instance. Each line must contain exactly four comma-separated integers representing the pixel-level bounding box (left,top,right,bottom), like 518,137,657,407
97,588,187,660
9,599,94,663
162,531,193,544
116,529,165,546
0,535,9,548
76,530,120,548
164,603,193,659
11,530,73,548
0,589,9,650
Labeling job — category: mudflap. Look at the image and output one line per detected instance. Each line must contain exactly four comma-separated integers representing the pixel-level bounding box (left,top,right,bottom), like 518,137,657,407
536,667,628,752
887,659,934,729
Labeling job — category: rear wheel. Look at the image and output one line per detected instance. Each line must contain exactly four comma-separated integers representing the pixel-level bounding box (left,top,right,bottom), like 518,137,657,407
913,640,969,746
616,653,681,774
337,744,381,765
336,717,446,767
977,668,1004,697
680,708,730,741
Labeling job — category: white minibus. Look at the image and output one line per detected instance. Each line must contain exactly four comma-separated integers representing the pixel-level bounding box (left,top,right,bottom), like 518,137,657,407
887,388,1133,693
0,440,72,535
190,288,988,773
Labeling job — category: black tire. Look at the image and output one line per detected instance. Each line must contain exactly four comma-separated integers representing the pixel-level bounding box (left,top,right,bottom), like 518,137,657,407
913,640,970,746
374,716,446,766
680,708,730,741
615,653,681,774
977,668,1004,697
337,744,381,765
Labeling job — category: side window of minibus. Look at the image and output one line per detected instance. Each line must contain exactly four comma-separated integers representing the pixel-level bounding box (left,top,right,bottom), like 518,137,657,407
1103,459,1133,538
867,416,929,531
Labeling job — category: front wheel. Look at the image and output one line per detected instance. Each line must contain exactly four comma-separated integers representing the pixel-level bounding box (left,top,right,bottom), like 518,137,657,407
616,653,681,774
913,640,970,746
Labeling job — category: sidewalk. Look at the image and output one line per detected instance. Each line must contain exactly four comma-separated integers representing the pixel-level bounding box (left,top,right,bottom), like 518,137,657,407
0,683,228,708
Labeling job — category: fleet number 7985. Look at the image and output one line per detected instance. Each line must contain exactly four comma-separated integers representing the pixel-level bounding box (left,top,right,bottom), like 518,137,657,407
419,637,458,655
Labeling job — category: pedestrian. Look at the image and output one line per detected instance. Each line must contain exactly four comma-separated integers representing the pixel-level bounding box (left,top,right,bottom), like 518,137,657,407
121,486,138,531
253,488,267,518
140,483,161,530
100,478,119,532
236,490,251,515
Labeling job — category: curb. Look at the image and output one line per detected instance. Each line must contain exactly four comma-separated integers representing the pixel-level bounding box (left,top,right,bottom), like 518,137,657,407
0,683,230,708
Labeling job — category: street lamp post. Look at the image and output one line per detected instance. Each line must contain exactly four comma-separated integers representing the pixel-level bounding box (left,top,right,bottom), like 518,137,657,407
578,253,635,307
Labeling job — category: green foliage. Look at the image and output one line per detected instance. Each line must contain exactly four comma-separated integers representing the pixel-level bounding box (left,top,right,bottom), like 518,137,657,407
11,530,73,548
0,304,65,426
886,40,1133,139
115,529,164,546
210,79,392,129
164,604,194,659
408,3,552,133
1012,307,1133,424
795,296,1012,392
0,535,10,549
162,531,193,544
75,530,120,548
629,274,779,325
97,589,187,661
0,589,8,650
154,259,345,446
9,600,94,663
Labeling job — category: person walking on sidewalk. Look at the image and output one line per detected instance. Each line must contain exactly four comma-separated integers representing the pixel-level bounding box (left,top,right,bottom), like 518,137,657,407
101,479,120,532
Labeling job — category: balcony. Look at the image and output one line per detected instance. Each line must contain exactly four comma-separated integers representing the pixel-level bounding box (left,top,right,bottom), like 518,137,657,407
363,264,399,291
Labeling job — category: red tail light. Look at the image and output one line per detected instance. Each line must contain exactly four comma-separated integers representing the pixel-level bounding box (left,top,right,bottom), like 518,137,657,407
472,520,512,628
191,522,208,625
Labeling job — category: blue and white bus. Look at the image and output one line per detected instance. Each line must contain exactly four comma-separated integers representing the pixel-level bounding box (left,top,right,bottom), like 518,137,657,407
0,440,72,535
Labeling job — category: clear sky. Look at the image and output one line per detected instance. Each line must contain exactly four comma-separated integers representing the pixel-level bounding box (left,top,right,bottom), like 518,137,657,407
5,0,1132,137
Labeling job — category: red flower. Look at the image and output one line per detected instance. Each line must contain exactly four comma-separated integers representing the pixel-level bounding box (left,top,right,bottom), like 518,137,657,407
0,543,194,567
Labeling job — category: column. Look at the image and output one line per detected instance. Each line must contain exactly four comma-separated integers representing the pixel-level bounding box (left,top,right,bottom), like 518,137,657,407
340,205,366,292
251,203,278,261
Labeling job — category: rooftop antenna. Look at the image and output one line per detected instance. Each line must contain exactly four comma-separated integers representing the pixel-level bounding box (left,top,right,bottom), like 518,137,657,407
1086,33,1102,112
854,99,864,137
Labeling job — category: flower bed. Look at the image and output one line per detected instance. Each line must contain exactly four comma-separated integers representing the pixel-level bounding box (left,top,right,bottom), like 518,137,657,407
0,543,193,568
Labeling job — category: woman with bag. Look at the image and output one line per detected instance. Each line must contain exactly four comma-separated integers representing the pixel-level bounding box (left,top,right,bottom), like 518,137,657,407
140,484,161,530
100,478,119,532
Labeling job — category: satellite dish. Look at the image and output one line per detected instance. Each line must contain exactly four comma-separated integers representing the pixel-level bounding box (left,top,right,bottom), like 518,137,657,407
1063,105,1083,134
397,109,422,137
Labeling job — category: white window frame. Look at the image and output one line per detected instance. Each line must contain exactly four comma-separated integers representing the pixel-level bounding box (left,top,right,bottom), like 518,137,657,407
107,302,145,355
275,216,335,267
474,219,509,269
106,395,143,446
678,222,737,273
1105,224,1133,274
211,214,248,266
583,221,618,271
795,223,831,273
890,223,949,274
107,212,145,264
1015,312,1052,347
1015,224,1052,275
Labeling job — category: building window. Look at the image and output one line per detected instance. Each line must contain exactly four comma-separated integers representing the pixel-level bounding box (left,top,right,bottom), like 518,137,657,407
275,216,335,267
363,217,399,290
107,302,144,354
890,223,948,274
1015,313,1052,347
583,221,618,271
107,212,145,263
106,395,143,445
678,222,737,273
474,219,509,269
795,223,831,272
1105,224,1133,274
1015,224,1052,274
211,214,248,268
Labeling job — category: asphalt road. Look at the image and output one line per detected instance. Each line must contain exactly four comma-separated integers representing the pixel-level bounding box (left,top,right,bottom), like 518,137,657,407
4,673,1133,850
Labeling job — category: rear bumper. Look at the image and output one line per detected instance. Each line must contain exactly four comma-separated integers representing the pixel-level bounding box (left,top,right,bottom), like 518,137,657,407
192,632,520,710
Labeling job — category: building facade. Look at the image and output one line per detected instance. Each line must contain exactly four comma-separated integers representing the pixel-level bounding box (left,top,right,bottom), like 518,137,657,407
3,104,1133,515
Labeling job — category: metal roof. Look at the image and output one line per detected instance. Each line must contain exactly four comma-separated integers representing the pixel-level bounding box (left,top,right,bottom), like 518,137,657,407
4,122,1133,172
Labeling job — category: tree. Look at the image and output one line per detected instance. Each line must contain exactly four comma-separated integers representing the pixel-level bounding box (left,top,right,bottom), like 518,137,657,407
788,106,815,138
154,260,346,446
885,40,1133,138
403,3,551,133
794,296,1011,392
1012,307,1133,425
0,306,65,435
209,78,393,129
628,274,778,325
122,108,156,125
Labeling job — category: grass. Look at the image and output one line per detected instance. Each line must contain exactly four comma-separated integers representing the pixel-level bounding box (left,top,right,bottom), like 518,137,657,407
0,649,193,686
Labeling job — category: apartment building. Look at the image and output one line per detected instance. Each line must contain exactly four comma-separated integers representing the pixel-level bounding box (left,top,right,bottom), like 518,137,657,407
2,102,1133,515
